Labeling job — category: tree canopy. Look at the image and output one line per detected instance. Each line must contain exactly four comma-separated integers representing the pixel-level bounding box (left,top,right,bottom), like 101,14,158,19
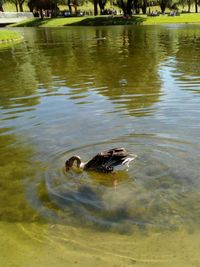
0,0,200,16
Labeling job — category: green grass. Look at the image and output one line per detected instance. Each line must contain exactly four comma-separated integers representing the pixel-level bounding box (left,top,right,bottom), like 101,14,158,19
67,16,145,26
9,17,86,27
10,13,200,28
143,13,200,24
3,1,200,27
0,29,22,43
10,16,144,27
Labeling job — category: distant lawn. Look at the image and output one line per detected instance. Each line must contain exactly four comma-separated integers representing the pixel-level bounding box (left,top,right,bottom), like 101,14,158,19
143,13,200,24
10,13,200,28
0,29,22,43
10,16,145,27
10,17,87,27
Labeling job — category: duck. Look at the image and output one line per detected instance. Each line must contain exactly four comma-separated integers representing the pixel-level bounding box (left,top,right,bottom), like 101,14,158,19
65,147,137,173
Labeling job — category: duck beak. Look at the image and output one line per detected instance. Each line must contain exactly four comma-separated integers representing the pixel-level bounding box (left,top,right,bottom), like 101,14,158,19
65,161,70,171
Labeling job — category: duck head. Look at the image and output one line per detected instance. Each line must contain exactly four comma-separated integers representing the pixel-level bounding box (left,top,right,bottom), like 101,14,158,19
65,155,81,171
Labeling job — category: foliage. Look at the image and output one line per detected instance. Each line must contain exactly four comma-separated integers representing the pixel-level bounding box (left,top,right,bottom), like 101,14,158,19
28,0,59,18
6,0,27,12
0,0,4,11
158,0,172,13
2,0,200,14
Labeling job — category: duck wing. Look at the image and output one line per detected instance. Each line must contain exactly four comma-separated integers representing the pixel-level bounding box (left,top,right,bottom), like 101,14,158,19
84,148,129,172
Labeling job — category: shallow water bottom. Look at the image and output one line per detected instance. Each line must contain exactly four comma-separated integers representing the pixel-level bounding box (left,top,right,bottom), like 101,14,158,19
1,222,200,267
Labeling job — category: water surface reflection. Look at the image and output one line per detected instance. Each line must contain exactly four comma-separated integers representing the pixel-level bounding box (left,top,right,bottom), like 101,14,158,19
0,25,200,234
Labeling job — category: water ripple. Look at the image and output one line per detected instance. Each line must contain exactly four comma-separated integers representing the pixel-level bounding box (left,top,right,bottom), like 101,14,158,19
22,134,200,232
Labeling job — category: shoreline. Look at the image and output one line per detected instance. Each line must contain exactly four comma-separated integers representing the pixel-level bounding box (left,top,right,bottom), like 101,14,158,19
0,37,23,44
8,13,200,27
0,29,23,44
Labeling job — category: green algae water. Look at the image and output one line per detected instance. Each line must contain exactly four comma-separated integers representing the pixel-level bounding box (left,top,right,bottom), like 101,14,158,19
0,25,200,266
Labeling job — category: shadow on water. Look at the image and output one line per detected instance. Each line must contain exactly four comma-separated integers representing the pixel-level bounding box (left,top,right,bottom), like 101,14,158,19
1,128,200,235
0,129,135,233
23,136,200,234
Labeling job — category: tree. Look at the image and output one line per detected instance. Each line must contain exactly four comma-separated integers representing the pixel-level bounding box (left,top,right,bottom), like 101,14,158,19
98,0,107,14
187,0,191,11
93,0,98,15
141,0,147,14
194,0,198,12
0,0,4,11
67,0,72,14
7,0,19,11
18,0,26,11
117,0,134,16
158,0,172,13
177,0,192,12
28,0,58,18
5,0,26,12
116,0,148,16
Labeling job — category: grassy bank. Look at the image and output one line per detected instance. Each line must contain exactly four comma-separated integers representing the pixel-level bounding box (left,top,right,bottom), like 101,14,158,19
10,16,144,27
144,13,200,24
0,29,22,43
10,13,200,27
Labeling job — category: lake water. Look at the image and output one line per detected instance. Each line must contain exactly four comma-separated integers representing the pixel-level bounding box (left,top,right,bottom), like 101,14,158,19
0,24,200,266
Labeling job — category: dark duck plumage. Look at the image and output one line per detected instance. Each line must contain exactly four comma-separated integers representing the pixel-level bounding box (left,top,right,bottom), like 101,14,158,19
65,147,137,173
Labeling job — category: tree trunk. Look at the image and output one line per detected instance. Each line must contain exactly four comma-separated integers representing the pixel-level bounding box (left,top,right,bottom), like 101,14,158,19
15,3,19,12
194,0,198,12
19,3,24,12
98,0,106,14
159,0,166,13
94,0,98,15
68,0,72,14
74,5,77,15
0,5,4,12
187,0,191,12
133,0,140,14
40,9,44,19
120,0,127,15
126,0,133,15
142,0,147,14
